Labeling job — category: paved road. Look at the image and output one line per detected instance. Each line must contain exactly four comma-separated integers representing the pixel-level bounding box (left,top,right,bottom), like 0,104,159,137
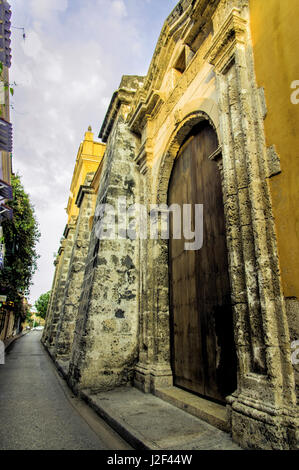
0,331,131,450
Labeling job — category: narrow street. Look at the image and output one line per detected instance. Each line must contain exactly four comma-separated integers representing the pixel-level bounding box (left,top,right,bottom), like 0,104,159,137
0,332,131,450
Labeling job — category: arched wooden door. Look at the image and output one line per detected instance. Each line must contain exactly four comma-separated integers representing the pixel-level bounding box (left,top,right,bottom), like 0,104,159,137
168,121,237,403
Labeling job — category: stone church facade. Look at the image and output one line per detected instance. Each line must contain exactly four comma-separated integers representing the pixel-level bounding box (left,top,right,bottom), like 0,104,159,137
43,0,299,450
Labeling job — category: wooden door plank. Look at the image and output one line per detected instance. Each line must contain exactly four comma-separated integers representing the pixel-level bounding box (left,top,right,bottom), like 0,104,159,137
169,122,237,402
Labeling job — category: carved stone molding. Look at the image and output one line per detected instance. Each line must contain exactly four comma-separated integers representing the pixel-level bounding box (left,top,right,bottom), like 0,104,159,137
134,138,153,175
205,8,247,73
137,3,298,449
129,90,165,134
204,3,297,449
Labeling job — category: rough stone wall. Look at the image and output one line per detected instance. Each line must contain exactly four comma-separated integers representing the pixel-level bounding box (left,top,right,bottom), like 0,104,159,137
286,298,299,401
249,0,299,406
68,83,141,392
54,173,96,360
208,3,297,449
42,247,64,346
46,219,77,348
131,0,298,450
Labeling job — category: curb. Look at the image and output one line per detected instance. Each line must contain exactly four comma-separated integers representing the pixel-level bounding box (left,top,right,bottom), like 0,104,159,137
80,390,156,450
40,341,241,450
41,341,144,449
42,341,154,449
41,342,69,380
4,331,29,352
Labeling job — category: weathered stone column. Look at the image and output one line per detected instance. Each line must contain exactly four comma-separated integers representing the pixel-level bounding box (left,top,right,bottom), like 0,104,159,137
46,218,77,348
133,140,173,393
204,3,298,449
68,76,143,393
42,244,65,347
42,258,58,345
54,173,96,360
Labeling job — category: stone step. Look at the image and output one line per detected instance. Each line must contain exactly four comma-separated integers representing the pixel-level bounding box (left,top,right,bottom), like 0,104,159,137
155,386,229,433
81,385,241,450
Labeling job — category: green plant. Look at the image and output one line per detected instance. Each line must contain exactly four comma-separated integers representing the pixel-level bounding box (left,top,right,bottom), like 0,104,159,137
0,174,40,315
0,61,15,97
34,291,51,319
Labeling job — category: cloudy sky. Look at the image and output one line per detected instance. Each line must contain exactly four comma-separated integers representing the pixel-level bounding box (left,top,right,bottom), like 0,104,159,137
9,0,178,305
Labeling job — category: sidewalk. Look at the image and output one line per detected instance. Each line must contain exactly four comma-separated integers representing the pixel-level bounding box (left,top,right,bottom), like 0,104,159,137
4,330,28,351
46,346,241,450
81,386,241,450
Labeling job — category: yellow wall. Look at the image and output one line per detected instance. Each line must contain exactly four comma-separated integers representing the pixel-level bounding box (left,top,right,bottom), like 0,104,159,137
250,0,299,298
66,127,105,223
0,66,11,185
0,311,14,341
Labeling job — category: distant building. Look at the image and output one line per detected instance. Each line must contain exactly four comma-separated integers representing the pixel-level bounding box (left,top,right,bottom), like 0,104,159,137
0,0,15,345
44,0,299,450
42,127,105,355
0,295,26,342
0,0,13,269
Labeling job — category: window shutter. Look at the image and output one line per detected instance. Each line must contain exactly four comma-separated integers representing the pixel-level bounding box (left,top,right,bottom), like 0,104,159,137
0,118,12,152
0,178,12,199
0,1,11,68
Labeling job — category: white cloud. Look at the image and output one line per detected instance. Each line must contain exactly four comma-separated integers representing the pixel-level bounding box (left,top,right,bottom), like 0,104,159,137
101,96,110,109
29,0,68,18
42,55,64,83
22,30,42,59
9,0,176,303
111,0,127,18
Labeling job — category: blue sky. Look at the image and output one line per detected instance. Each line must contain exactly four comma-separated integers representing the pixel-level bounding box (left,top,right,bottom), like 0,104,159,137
9,0,178,304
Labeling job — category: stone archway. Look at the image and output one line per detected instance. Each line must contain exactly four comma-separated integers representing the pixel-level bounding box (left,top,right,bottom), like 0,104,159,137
157,108,221,206
154,110,223,373
168,120,237,403
134,55,297,444
134,109,225,395
135,7,298,449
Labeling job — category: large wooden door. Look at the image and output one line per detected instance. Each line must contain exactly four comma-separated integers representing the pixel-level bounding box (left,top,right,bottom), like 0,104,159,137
168,122,237,403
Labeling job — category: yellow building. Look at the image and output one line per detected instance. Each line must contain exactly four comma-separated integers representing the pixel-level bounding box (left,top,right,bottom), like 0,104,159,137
44,0,299,450
42,127,106,349
66,126,105,224
0,0,13,267
0,1,14,342
250,0,299,312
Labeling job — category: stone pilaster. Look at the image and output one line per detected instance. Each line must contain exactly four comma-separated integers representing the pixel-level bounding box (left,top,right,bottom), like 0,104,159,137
205,3,298,449
68,76,143,393
54,173,96,360
46,218,77,348
42,244,65,347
